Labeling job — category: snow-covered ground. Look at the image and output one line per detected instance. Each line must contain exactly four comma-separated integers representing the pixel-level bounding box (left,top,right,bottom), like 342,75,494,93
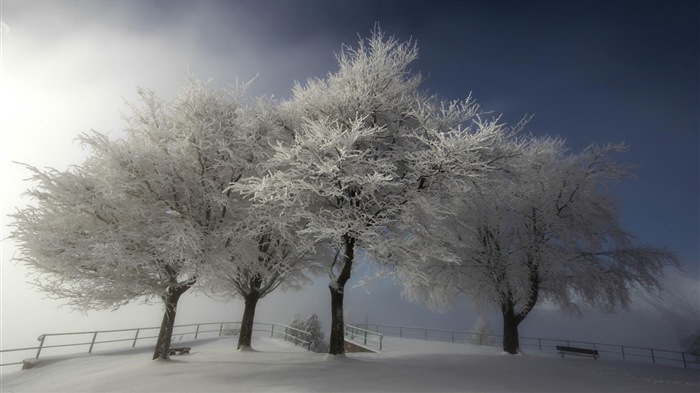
2,335,698,392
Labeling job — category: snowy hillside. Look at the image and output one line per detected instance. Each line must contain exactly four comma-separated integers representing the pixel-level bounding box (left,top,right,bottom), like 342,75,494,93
2,336,698,392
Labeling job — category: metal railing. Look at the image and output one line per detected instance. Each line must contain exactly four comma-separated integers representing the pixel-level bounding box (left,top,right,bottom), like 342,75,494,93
354,323,700,369
269,323,312,350
345,324,383,351
0,321,310,371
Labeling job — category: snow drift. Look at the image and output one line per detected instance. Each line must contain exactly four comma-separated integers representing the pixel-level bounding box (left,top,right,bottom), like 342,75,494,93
2,335,698,392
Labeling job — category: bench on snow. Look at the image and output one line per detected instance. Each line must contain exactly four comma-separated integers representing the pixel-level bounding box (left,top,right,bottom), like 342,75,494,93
556,345,599,360
168,347,191,356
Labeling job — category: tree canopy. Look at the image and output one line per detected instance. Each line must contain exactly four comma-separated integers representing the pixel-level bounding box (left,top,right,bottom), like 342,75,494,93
232,28,515,355
398,137,678,353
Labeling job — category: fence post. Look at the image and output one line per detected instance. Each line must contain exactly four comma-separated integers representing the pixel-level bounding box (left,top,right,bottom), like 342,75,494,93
195,324,200,340
285,327,288,342
88,332,98,353
399,327,402,338
621,346,626,360
271,324,275,338
364,330,367,345
132,329,140,348
538,339,542,351
219,323,224,337
451,331,454,343
650,349,655,364
682,352,687,368
424,329,428,340
36,335,46,359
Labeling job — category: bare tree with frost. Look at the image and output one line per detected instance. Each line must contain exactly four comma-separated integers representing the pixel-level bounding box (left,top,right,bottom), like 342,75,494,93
232,28,511,355
174,83,319,352
289,313,328,353
208,160,321,351
400,137,678,354
11,128,203,361
11,77,312,359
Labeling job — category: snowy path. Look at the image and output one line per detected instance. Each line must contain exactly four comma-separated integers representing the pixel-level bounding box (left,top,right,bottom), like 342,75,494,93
2,335,698,392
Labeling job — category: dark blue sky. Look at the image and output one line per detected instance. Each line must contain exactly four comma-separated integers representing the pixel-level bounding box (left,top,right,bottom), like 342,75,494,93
204,0,700,271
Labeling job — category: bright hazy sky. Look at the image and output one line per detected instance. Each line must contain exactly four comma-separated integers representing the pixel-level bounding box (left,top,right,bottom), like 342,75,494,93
1,0,698,352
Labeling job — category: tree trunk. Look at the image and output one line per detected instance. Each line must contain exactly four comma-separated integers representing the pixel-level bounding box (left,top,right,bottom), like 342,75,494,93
328,283,346,355
328,234,356,356
502,301,520,355
237,291,261,351
152,287,189,360
501,257,540,355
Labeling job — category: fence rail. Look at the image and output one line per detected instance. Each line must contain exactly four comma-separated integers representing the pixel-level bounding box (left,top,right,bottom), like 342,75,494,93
345,324,383,351
354,323,699,369
4,321,697,371
0,321,310,371
269,323,312,350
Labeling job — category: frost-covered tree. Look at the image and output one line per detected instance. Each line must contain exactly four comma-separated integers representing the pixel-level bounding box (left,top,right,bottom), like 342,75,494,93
233,28,511,355
10,162,173,310
400,137,678,354
10,136,202,361
197,95,320,351
10,77,307,359
289,313,328,353
209,215,319,350
472,316,496,346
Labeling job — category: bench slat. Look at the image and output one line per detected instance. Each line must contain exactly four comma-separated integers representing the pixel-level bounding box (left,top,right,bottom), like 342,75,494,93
168,347,191,356
556,345,598,360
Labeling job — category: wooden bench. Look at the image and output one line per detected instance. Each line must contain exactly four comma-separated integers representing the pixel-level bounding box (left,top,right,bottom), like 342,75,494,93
556,345,599,360
168,347,191,356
